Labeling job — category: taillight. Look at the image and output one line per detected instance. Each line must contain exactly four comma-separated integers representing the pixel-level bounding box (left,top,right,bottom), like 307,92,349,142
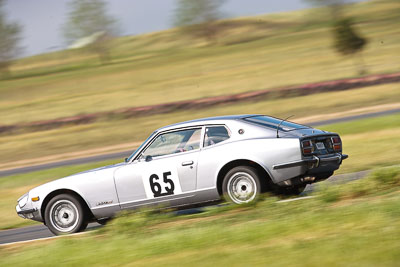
333,144,342,151
302,140,313,155
331,136,342,152
302,140,311,147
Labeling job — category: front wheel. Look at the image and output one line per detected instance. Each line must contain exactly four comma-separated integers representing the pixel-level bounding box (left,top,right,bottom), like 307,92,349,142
44,194,88,235
222,166,262,204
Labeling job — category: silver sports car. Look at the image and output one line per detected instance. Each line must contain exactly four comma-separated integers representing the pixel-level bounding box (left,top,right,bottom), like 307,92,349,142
16,115,347,235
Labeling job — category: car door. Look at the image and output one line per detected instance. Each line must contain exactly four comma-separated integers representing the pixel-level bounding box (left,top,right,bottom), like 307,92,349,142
196,125,232,200
114,127,203,209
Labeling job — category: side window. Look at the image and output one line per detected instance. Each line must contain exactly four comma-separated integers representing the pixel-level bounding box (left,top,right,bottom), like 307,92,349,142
142,128,201,158
204,126,230,147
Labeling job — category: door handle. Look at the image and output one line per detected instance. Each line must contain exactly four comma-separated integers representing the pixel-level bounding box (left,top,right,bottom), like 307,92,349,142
182,161,194,166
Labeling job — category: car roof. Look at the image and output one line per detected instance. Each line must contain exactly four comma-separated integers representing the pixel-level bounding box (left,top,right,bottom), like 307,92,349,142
156,114,261,132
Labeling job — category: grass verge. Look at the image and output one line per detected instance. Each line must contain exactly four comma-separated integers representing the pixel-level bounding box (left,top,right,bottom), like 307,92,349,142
1,166,399,266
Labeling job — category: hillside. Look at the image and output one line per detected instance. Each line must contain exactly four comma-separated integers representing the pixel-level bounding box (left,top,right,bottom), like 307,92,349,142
1,0,399,126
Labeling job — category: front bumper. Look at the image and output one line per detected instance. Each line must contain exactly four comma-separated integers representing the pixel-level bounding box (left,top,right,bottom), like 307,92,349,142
16,204,40,221
272,153,348,170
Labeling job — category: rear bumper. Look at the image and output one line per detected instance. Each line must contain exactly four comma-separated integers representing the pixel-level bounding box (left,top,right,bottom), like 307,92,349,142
272,153,348,170
272,153,348,187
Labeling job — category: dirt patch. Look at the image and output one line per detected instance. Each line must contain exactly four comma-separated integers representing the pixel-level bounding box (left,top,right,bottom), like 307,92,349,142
0,141,141,171
294,103,400,124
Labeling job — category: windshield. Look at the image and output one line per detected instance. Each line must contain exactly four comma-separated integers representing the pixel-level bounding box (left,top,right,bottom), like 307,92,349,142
243,116,310,132
125,132,156,162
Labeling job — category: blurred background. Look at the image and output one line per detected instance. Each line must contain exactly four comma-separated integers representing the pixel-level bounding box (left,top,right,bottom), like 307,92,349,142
0,0,399,263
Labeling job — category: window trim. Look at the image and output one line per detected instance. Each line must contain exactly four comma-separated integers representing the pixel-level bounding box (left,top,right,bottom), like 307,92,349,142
203,125,231,148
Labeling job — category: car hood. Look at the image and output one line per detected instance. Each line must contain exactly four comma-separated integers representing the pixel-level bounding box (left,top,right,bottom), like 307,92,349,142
28,162,126,194
71,162,126,176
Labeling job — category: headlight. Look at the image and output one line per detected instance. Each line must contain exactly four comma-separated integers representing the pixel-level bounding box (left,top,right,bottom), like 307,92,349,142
18,195,29,208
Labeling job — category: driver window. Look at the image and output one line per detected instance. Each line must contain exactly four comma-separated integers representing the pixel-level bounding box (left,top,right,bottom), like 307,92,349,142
142,128,202,158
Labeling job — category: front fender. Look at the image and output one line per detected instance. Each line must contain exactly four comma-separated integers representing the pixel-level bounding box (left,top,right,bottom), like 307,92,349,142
28,167,120,220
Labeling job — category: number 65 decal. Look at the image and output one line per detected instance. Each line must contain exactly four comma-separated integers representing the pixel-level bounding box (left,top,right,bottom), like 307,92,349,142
142,168,182,199
149,171,175,197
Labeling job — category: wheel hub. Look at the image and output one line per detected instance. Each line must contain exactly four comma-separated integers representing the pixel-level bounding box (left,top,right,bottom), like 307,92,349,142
49,200,80,233
227,172,257,204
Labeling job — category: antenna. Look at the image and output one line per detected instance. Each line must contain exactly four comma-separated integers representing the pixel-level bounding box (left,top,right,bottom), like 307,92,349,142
276,115,294,138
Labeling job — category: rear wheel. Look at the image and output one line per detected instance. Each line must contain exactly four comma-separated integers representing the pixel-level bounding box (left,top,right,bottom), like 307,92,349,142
44,194,88,235
222,166,262,204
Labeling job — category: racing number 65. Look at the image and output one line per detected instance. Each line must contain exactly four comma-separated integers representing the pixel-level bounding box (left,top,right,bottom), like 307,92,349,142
149,171,175,197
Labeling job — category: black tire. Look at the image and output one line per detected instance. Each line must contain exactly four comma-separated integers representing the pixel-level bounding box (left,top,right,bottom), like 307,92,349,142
222,166,262,204
44,194,88,235
281,185,306,196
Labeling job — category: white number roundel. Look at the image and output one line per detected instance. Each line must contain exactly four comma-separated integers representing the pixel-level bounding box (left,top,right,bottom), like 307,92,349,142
142,167,182,199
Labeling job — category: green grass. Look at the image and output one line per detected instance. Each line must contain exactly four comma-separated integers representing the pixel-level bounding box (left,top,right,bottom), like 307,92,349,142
316,166,400,202
320,113,400,173
1,83,399,165
0,1,399,125
0,113,398,231
321,112,400,135
1,167,399,266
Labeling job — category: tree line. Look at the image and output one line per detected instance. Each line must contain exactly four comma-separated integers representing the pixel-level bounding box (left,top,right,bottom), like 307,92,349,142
0,0,372,77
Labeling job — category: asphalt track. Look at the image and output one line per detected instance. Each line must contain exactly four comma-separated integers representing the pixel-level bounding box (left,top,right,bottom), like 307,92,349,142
0,170,370,246
0,108,399,178
0,223,101,246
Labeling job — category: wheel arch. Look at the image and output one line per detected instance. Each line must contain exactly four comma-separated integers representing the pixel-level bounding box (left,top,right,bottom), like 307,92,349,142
216,159,273,196
40,189,94,224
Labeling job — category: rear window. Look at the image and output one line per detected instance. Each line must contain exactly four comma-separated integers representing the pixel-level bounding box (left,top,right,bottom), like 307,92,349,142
243,116,310,132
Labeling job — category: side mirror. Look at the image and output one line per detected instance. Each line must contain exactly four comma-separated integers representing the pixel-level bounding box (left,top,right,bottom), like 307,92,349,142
124,157,129,163
145,155,153,162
